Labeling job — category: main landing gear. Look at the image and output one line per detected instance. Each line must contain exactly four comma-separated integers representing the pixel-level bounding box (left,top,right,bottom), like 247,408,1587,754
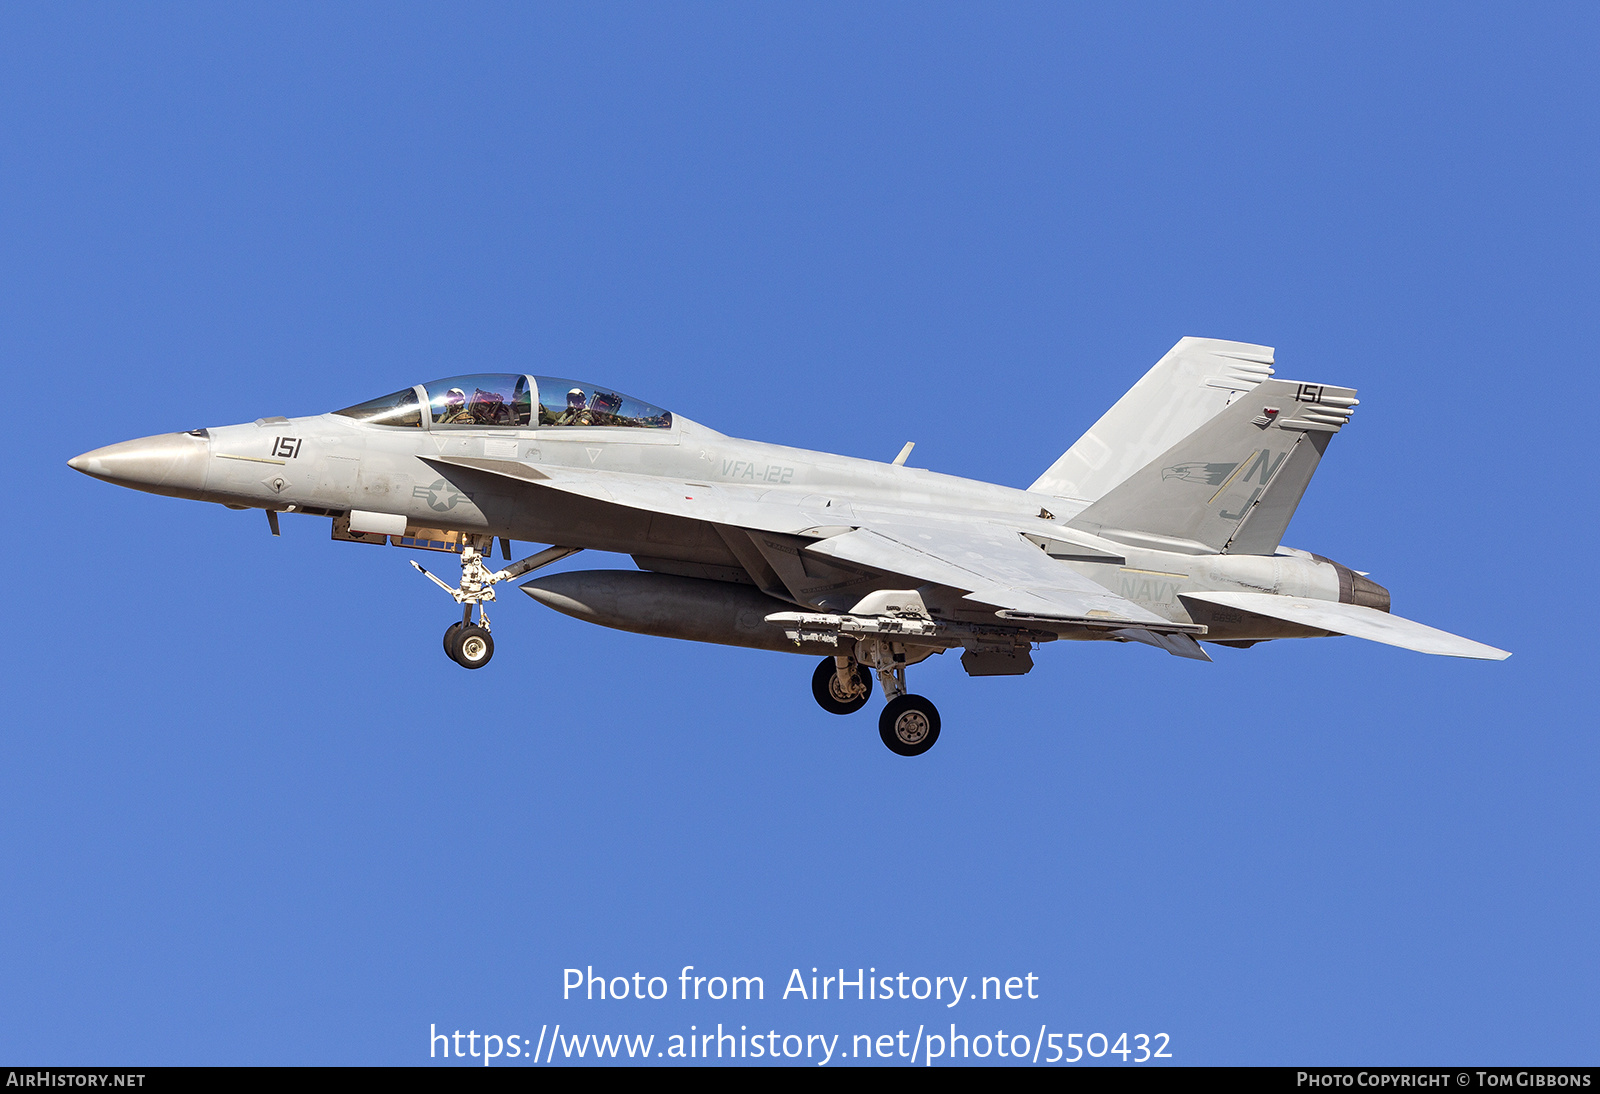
413,540,581,669
810,654,942,757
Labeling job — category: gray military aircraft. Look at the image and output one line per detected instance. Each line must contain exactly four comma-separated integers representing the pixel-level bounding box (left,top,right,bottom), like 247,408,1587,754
70,337,1507,755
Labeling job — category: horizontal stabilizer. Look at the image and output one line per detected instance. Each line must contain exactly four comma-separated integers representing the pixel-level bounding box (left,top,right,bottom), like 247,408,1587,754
1180,591,1510,660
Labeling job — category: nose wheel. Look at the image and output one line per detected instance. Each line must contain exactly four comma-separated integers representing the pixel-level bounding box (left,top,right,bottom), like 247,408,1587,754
447,623,494,669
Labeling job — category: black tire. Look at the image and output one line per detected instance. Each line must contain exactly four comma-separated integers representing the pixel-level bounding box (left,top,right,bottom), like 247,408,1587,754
812,658,873,715
453,624,494,669
878,694,941,756
443,622,464,657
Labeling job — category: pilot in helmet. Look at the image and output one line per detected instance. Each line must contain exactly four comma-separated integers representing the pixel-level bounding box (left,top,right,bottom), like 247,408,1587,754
440,387,472,424
557,387,593,426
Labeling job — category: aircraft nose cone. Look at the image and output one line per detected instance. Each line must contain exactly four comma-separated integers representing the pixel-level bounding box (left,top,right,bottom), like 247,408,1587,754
69,432,211,497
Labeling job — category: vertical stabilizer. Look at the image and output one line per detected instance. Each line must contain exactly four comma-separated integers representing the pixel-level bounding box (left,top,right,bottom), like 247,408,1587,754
1029,337,1275,504
1067,379,1357,554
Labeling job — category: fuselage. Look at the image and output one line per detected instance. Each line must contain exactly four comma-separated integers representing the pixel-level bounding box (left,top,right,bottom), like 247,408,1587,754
69,380,1380,646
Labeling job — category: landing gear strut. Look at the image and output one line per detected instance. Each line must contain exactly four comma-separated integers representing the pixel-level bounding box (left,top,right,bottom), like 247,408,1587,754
412,540,581,669
856,640,942,756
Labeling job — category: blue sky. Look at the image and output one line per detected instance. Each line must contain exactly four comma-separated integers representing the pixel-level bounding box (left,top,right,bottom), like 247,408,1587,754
1,2,1594,1066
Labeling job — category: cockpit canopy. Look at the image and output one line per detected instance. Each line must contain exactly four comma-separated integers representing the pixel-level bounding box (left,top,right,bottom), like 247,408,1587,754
424,375,533,428
335,375,672,430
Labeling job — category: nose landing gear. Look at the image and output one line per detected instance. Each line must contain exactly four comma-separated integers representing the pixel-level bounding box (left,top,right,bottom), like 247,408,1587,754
413,540,581,668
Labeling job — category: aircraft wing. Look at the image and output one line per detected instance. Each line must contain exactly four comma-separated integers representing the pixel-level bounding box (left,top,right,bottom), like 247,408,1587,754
431,455,1206,655
1180,590,1510,660
806,517,1201,633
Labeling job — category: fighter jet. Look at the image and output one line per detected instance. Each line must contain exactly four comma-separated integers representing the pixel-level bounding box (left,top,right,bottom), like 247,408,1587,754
69,337,1507,756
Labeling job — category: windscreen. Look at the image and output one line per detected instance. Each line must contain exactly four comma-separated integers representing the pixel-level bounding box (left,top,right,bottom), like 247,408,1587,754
333,387,422,427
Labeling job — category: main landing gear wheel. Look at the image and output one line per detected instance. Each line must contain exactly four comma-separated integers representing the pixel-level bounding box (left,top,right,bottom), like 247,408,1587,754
879,694,941,756
443,622,464,657
812,657,873,715
450,624,494,669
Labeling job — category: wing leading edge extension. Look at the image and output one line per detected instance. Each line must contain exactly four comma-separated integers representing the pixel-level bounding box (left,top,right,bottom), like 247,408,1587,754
424,455,826,535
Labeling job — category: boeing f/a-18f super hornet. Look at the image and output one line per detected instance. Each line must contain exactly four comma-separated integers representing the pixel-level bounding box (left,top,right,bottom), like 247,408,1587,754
70,338,1507,755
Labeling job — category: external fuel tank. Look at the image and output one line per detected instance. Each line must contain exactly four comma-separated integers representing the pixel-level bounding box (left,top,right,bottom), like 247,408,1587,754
521,569,843,656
